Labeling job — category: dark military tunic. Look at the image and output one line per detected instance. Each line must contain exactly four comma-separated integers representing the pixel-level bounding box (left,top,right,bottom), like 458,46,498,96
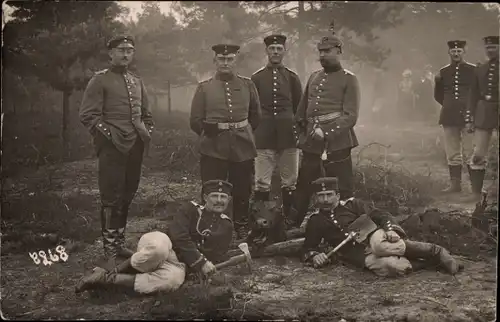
434,61,476,127
80,66,154,154
302,198,403,268
190,72,262,162
295,68,360,154
251,64,303,150
467,58,499,130
166,201,234,271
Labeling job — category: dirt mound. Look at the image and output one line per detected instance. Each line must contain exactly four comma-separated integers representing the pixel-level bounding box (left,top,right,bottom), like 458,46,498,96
400,208,497,258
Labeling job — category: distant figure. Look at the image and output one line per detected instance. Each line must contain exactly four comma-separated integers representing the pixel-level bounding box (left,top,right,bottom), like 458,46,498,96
466,35,499,202
397,69,416,121
434,40,476,194
371,67,388,126
415,65,438,123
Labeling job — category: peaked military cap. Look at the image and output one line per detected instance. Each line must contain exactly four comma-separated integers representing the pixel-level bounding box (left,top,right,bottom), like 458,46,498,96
211,44,240,55
483,36,499,45
264,34,287,46
107,35,135,49
447,40,466,49
311,177,339,193
203,180,233,195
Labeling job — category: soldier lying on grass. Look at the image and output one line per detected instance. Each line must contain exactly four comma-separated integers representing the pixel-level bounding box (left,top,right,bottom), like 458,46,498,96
75,180,234,294
302,177,463,277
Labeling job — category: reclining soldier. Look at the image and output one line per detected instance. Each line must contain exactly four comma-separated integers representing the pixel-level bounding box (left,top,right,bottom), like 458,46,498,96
75,180,234,294
302,177,462,277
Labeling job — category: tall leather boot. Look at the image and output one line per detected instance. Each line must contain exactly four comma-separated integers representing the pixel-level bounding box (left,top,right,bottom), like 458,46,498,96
101,207,120,259
404,240,461,275
75,267,136,293
281,188,297,226
254,190,270,202
116,204,135,258
467,165,486,202
442,165,462,193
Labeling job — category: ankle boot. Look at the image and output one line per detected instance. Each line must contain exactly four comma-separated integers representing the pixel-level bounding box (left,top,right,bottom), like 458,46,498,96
404,240,460,275
442,165,462,193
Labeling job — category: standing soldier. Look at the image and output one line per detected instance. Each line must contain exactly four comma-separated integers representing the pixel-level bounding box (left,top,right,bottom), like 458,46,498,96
434,40,476,194
79,35,154,261
190,43,262,240
292,26,361,228
466,36,499,201
250,34,303,222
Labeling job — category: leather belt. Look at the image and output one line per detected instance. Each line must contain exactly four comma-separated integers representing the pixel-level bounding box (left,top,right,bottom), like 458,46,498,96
217,119,248,130
308,112,342,124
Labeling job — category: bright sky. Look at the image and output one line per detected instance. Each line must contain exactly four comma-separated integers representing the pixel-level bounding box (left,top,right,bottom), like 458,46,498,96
121,1,174,20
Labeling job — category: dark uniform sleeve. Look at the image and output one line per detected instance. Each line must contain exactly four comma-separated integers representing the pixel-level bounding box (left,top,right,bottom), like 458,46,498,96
166,203,208,271
320,73,360,135
79,75,112,140
189,83,206,136
247,79,262,130
290,72,303,115
295,74,312,128
140,80,154,129
301,212,325,263
466,68,480,124
434,71,444,105
348,199,406,237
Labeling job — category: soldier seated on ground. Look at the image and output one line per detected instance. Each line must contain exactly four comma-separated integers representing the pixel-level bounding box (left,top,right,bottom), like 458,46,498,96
302,177,462,277
75,180,234,295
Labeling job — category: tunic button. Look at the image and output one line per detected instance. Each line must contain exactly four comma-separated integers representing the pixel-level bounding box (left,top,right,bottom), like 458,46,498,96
274,88,277,92
99,124,102,127
333,220,338,224
274,113,277,116
229,104,232,107
229,110,233,113
345,233,349,236
274,101,277,104
273,83,277,86
317,96,320,99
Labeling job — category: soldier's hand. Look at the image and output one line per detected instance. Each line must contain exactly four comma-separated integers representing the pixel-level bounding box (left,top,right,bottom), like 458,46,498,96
465,123,474,134
386,230,401,243
312,252,329,268
201,260,216,276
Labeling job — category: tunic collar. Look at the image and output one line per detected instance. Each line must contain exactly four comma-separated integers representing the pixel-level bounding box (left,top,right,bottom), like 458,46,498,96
215,71,236,81
110,65,128,74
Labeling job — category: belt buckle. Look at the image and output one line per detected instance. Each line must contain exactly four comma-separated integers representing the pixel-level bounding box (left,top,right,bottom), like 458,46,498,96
228,123,235,129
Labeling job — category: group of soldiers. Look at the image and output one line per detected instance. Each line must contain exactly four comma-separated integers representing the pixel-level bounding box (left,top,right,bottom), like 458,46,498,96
74,30,497,295
435,37,499,200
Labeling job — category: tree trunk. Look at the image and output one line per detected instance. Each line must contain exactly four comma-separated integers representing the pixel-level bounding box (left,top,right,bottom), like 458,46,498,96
167,80,172,114
62,89,72,160
296,1,306,82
